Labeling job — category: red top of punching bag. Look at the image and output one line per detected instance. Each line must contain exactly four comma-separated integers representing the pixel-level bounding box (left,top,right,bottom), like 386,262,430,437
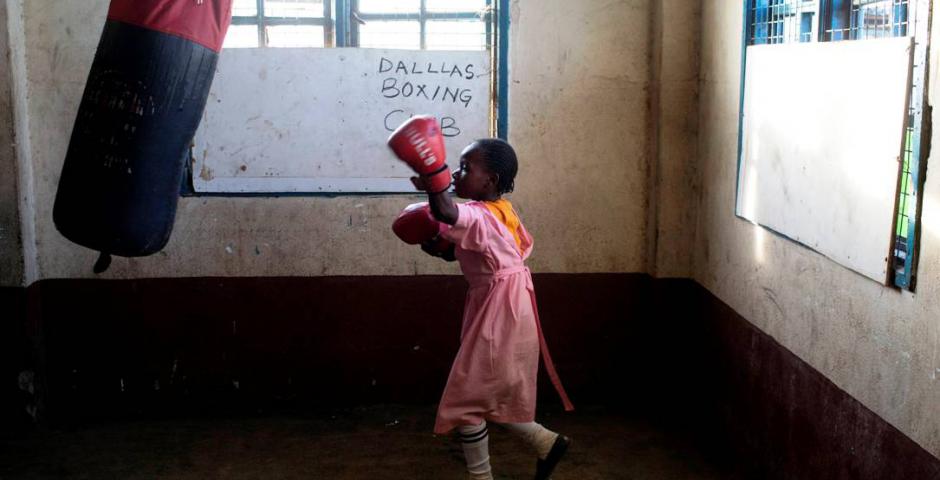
108,0,233,52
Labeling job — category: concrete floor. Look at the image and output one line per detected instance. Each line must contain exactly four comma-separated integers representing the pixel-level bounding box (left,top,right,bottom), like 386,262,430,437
0,405,736,479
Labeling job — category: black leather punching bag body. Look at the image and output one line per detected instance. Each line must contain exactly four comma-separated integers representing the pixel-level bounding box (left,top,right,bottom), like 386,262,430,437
53,0,232,265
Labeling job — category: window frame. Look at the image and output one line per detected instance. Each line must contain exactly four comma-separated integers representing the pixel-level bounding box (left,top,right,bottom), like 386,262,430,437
231,0,334,47
736,0,930,290
229,0,494,50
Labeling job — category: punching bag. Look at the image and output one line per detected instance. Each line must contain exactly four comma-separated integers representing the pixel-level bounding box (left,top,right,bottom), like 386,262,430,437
53,0,232,271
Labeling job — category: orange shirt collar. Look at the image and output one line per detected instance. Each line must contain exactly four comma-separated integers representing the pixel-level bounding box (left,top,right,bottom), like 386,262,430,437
483,199,523,252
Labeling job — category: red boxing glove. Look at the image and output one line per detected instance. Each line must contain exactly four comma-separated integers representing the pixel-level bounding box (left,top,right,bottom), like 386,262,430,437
387,115,451,194
392,202,446,244
392,203,454,255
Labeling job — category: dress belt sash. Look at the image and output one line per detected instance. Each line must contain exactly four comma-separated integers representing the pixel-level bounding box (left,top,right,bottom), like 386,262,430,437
467,266,574,412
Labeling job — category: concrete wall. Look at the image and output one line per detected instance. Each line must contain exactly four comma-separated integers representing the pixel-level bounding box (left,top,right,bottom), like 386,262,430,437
695,1,940,458
507,0,651,273
648,0,701,278
0,0,24,287
13,0,652,280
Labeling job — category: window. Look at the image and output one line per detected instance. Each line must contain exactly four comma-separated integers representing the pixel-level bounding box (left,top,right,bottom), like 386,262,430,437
822,0,909,41
227,0,330,48
185,0,508,196
747,0,910,44
224,0,493,50
741,0,928,290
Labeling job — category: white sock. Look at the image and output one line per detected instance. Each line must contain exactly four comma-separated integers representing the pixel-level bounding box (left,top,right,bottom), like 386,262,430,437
500,421,558,459
457,421,493,480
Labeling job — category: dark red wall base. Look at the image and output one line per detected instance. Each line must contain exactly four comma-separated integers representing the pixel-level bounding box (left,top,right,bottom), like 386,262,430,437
2,275,938,478
8,274,651,422
0,287,30,435
680,280,940,480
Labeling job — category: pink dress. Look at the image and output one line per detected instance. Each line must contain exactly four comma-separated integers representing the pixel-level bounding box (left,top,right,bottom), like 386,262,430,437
434,201,573,434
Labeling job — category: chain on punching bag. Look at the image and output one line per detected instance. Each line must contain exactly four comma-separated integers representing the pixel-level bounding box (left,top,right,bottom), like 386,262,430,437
53,0,232,272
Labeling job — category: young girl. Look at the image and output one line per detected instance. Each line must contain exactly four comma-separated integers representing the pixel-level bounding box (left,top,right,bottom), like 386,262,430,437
411,138,574,480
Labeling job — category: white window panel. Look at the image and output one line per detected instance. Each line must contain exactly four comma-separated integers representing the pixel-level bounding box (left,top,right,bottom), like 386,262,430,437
426,0,486,13
358,0,420,14
427,20,486,50
223,24,260,49
232,0,258,17
266,25,325,47
359,21,420,50
265,0,324,18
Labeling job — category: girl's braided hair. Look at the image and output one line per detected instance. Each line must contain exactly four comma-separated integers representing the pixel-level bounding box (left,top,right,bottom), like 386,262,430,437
475,138,518,194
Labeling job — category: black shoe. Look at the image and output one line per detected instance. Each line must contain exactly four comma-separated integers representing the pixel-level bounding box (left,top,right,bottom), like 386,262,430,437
534,435,571,480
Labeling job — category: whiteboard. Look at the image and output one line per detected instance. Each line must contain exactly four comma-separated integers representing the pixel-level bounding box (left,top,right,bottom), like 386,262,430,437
737,38,913,283
192,48,491,193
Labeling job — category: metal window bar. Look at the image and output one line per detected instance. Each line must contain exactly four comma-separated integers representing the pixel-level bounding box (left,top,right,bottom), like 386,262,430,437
495,0,506,138
229,0,332,47
749,0,910,45
748,0,819,45
229,1,492,50
350,0,491,51
822,0,910,41
336,0,348,46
